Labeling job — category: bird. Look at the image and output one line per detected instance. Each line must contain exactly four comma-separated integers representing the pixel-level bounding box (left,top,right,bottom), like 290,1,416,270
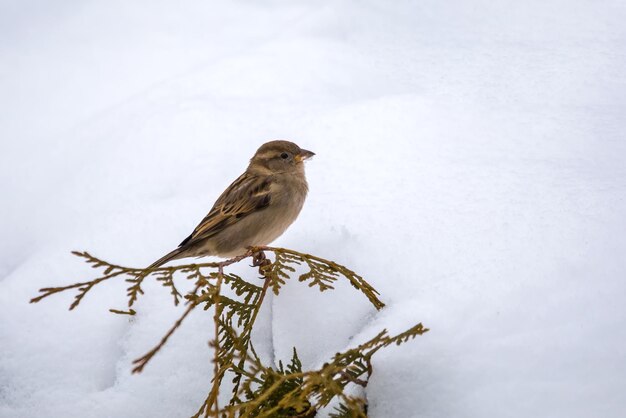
147,140,314,269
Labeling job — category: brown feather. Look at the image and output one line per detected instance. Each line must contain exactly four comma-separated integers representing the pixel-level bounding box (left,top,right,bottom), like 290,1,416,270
146,247,185,270
179,173,272,249
147,140,313,267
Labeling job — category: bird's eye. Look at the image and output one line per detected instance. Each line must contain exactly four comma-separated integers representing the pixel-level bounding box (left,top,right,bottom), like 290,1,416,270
280,152,289,159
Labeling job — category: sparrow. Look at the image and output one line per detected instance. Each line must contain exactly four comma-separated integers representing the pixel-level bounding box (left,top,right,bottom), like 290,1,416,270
148,140,314,269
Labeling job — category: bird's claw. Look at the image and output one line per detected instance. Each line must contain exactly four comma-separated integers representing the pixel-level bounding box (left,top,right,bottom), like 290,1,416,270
251,250,271,277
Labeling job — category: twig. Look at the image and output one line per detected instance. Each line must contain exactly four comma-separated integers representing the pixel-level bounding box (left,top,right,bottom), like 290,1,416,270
208,264,225,417
338,371,368,387
30,270,127,309
229,262,272,400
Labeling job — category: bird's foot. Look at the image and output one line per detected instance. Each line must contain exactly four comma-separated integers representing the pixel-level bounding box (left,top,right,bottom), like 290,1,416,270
251,250,266,266
251,250,271,277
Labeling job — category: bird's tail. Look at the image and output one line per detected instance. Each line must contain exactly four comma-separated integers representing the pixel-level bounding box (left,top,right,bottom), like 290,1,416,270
146,247,185,270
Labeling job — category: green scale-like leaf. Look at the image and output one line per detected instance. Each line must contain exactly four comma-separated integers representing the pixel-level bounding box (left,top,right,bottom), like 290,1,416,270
30,247,426,418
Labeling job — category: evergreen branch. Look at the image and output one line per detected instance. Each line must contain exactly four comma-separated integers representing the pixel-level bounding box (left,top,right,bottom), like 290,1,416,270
229,273,272,403
222,273,263,304
338,371,368,387
30,247,420,418
208,264,226,417
30,270,127,309
253,246,385,310
329,396,368,418
224,324,428,417
72,250,135,272
109,308,136,316
125,275,146,307
155,271,183,306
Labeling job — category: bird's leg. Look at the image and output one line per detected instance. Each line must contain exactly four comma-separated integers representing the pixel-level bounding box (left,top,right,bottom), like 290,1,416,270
251,250,271,276
251,250,265,266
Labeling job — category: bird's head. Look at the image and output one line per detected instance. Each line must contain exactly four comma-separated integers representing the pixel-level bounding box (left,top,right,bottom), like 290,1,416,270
248,140,315,175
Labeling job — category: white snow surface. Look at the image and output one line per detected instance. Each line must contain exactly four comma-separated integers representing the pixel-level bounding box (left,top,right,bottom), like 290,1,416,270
2,1,626,417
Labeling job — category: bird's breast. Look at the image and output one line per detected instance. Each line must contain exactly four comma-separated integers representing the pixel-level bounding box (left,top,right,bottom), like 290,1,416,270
211,175,308,257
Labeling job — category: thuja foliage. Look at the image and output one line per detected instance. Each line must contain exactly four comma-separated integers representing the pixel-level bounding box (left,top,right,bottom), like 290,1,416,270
31,246,428,417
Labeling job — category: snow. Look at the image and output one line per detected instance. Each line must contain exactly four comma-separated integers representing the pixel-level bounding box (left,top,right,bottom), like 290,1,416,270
2,1,626,417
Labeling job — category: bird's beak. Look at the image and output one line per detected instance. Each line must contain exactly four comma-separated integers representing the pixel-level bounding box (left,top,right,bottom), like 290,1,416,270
295,149,315,163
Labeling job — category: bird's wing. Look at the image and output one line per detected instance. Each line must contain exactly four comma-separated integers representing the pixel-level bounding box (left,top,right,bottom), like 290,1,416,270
179,173,272,247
